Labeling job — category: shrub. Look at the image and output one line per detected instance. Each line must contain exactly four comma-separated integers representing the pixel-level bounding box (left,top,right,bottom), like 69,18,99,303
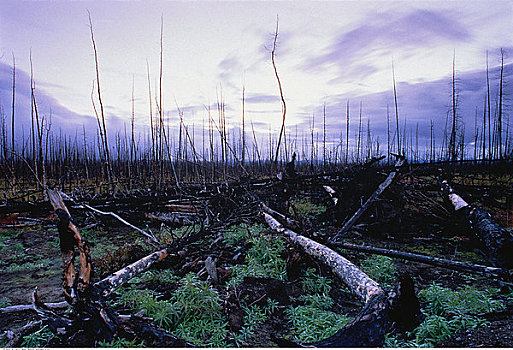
360,255,397,288
290,198,326,218
285,304,350,343
227,228,286,287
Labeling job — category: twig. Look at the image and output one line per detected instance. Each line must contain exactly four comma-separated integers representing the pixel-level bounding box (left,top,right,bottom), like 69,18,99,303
82,203,159,245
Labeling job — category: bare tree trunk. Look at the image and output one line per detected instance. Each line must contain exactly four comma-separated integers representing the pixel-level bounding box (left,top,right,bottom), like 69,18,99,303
89,12,113,186
271,16,287,169
392,60,400,155
10,53,15,178
346,100,349,164
498,48,504,159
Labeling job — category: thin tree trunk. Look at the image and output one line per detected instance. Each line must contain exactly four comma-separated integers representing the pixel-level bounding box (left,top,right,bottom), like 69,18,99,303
271,16,287,169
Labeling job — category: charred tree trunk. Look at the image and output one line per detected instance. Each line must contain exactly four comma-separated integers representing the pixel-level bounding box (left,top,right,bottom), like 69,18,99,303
330,242,511,281
263,212,423,347
332,155,405,241
47,188,91,303
37,188,199,346
440,180,513,268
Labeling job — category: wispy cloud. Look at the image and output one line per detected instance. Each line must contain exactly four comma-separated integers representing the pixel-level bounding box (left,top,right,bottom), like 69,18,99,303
244,93,280,104
302,9,471,81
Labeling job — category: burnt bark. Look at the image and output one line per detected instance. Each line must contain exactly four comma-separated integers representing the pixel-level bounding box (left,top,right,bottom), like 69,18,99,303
264,211,423,347
332,156,405,241
440,180,513,268
330,242,512,281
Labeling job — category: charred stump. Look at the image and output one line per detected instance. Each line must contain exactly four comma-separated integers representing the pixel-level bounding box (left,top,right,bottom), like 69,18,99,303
36,188,195,346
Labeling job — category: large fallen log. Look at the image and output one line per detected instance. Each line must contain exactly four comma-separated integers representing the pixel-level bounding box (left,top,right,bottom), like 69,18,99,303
440,179,513,269
329,242,512,281
331,155,405,241
263,212,423,347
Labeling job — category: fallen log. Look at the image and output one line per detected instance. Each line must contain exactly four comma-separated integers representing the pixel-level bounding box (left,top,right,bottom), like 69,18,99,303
440,179,513,269
0,301,69,314
329,242,512,281
263,212,423,347
3,320,42,348
261,202,300,231
145,212,197,226
331,155,405,241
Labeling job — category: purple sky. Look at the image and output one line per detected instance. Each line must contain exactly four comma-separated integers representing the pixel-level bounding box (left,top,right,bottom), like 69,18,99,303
0,1,512,159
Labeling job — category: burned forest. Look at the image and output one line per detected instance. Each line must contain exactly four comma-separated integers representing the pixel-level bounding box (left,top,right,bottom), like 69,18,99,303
1,11,513,349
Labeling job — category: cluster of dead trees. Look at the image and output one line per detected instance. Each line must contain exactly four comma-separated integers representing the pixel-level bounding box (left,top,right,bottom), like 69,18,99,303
1,155,512,347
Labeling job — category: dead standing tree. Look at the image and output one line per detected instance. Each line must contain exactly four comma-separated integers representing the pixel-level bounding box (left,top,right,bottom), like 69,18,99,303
271,16,287,170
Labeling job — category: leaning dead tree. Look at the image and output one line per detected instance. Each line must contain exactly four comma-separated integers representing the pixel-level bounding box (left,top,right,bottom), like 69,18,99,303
263,211,423,347
440,179,513,269
331,154,405,241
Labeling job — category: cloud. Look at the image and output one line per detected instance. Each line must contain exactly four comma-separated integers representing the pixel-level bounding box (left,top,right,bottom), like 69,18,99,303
244,93,280,104
302,9,471,81
0,61,114,146
294,61,511,153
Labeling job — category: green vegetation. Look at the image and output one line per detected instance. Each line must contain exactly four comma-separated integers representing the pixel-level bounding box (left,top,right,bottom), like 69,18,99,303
290,198,326,218
21,325,55,348
232,301,275,346
384,283,504,347
360,255,397,288
301,268,332,294
97,337,145,348
0,296,11,308
285,304,350,343
119,272,228,347
6,258,52,272
285,269,351,343
419,283,502,316
226,224,287,287
223,223,263,246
